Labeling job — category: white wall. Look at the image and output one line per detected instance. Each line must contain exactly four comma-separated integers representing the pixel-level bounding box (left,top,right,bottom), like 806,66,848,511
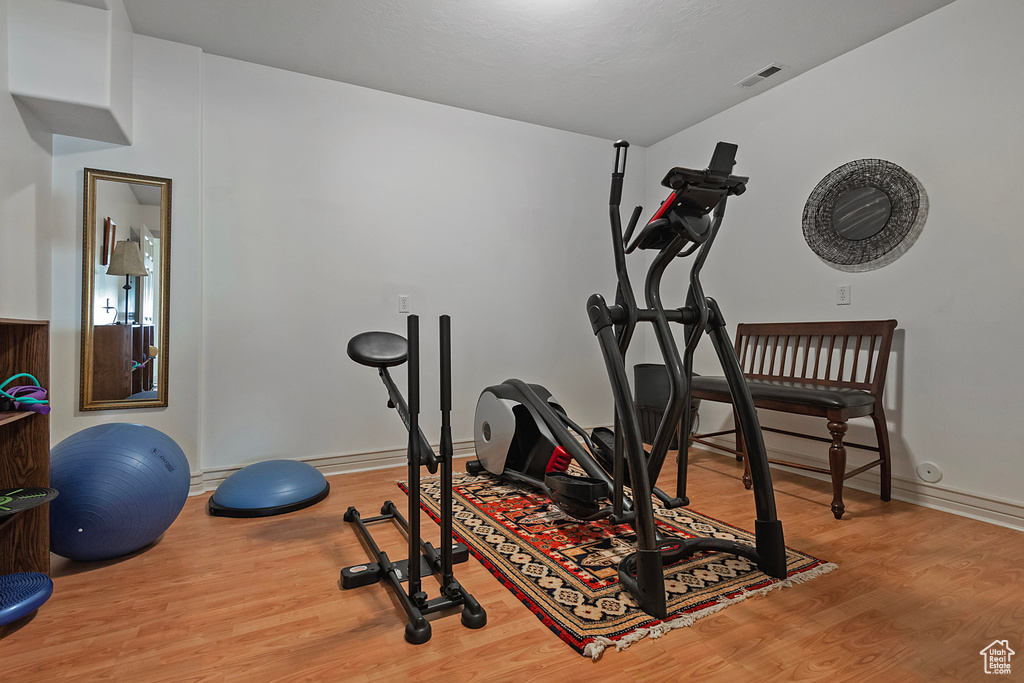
38,26,645,479
7,0,133,145
0,0,53,321
646,0,1024,513
29,0,1021,528
200,54,647,469
49,36,203,466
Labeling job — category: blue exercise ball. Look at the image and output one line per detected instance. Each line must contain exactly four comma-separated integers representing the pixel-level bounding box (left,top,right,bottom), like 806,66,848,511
208,459,329,517
49,423,190,562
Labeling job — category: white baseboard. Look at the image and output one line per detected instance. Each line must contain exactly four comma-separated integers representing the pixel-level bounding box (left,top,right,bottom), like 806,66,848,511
187,421,614,496
188,430,1024,532
692,440,1024,532
189,438,477,495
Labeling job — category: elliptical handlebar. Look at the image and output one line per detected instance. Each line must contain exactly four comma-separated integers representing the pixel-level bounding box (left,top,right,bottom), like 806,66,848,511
609,139,629,206
622,141,748,255
607,141,640,355
621,205,643,250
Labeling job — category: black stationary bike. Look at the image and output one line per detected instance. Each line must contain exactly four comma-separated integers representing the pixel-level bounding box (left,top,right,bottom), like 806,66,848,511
341,315,486,644
468,141,788,619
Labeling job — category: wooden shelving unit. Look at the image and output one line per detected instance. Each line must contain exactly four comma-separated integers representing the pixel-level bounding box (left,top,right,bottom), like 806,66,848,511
0,318,51,576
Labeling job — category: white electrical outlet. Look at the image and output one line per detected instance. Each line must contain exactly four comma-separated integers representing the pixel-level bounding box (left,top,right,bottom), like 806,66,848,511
398,295,411,313
836,284,851,305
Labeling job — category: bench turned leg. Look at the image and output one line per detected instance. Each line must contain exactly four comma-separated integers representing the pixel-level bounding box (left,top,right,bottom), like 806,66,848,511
733,410,745,462
740,452,753,489
828,420,848,519
734,409,754,489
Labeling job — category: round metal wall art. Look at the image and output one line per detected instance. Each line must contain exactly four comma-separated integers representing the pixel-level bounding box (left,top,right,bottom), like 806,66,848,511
802,158,928,272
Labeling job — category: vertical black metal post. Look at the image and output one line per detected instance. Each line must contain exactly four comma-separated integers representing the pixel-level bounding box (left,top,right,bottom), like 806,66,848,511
438,315,455,589
612,413,625,518
642,234,691,481
705,302,787,579
406,314,421,599
588,292,667,618
705,314,777,522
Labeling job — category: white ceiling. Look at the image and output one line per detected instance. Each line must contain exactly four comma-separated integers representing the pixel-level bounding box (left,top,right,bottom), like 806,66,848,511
121,0,956,147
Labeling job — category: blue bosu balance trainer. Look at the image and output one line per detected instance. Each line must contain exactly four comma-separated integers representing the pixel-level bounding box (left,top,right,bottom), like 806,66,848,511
208,459,330,518
1,487,59,625
0,572,53,626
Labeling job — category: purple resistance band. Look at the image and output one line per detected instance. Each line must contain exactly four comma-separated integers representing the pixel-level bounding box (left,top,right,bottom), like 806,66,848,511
3,386,50,415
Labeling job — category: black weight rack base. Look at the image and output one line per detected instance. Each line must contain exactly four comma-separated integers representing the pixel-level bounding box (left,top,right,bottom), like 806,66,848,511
341,501,485,644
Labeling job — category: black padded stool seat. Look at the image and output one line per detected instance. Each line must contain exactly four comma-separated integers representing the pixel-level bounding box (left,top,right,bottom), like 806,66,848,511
347,331,408,368
690,376,875,414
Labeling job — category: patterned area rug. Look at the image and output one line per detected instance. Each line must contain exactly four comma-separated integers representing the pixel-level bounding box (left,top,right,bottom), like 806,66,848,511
404,472,836,659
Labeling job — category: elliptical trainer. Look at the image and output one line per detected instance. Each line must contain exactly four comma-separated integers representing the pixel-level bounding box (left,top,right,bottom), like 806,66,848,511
469,141,788,619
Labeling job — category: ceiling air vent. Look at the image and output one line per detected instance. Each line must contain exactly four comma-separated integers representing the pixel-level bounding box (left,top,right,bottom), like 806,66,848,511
736,63,786,88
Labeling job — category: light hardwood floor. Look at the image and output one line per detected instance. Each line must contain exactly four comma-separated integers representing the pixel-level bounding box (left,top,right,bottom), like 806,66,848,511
2,449,1021,682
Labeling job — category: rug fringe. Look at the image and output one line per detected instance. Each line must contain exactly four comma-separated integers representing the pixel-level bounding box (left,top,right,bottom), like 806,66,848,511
583,562,839,661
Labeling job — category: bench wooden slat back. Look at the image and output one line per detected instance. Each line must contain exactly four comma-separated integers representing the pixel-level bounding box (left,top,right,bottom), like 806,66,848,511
734,320,897,395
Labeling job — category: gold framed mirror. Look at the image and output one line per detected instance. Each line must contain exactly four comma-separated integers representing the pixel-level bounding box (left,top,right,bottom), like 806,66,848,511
80,169,171,411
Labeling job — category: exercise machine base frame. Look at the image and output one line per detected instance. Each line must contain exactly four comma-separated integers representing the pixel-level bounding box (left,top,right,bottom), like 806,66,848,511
340,502,482,644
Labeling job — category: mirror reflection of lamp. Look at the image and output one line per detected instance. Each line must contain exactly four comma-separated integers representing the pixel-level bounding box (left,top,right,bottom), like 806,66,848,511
106,240,148,325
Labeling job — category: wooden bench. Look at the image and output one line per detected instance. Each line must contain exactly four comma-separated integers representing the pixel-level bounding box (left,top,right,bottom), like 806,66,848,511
688,319,898,519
